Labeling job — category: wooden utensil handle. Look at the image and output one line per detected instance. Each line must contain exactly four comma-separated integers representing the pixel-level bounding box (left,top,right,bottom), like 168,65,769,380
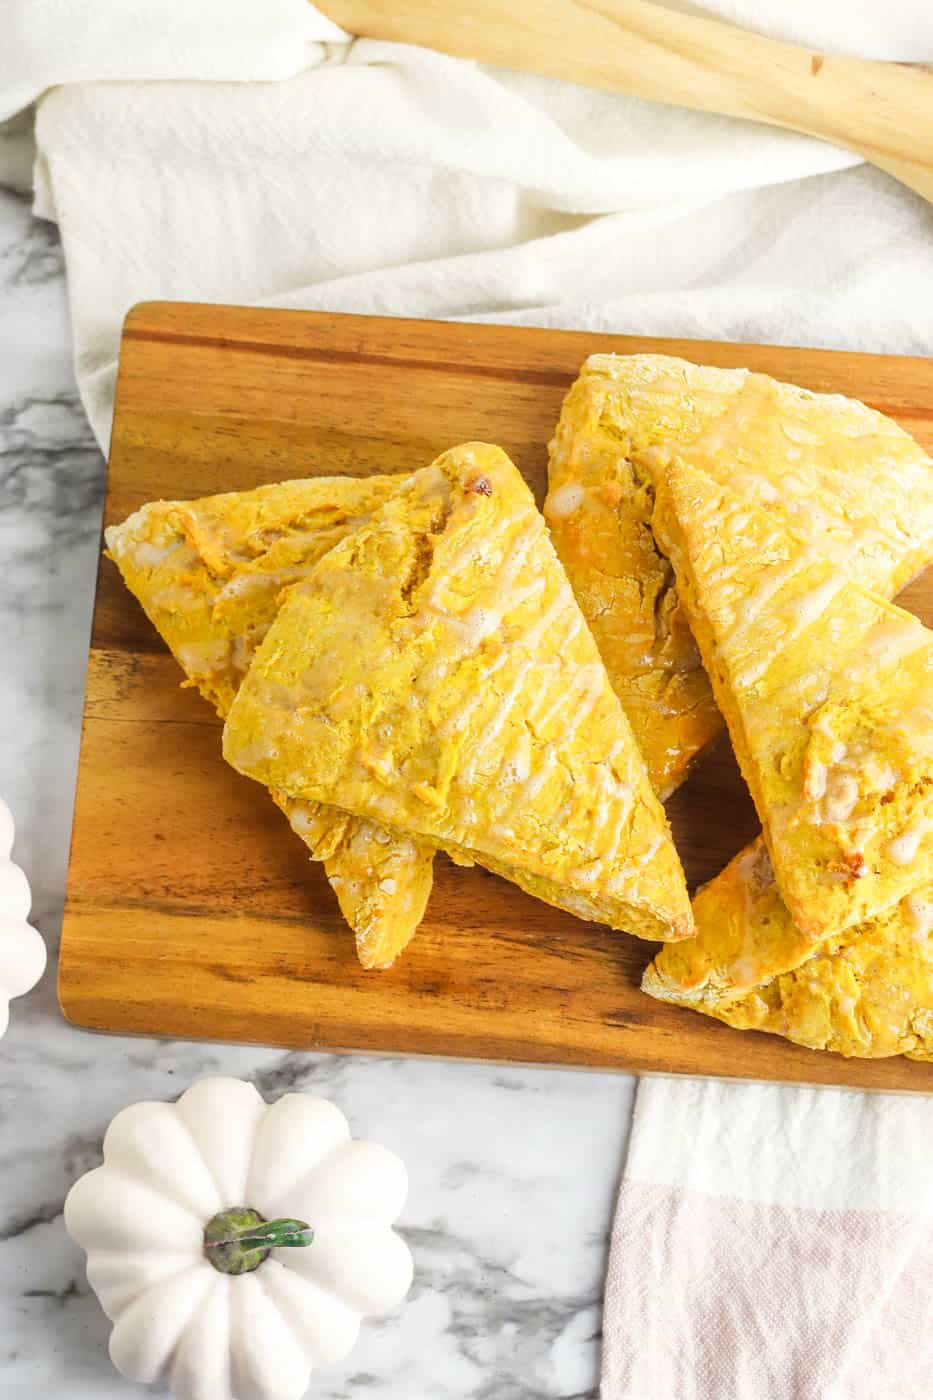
322,0,933,205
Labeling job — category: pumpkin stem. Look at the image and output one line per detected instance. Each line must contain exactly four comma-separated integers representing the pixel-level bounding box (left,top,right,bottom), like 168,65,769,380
203,1208,314,1275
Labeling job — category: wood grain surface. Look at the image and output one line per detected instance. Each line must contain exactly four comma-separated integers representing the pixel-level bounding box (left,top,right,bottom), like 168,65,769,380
60,302,933,1089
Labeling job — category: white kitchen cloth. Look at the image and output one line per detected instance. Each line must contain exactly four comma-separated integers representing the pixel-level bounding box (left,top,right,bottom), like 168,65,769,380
0,0,348,121
4,1,931,445
2,4,933,1397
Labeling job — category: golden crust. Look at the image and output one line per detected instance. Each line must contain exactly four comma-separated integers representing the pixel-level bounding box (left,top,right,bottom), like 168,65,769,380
546,355,933,796
224,444,694,943
545,357,737,796
644,840,814,1009
655,460,933,945
645,845,933,1061
105,477,400,716
275,794,434,969
634,364,933,1051
105,474,434,969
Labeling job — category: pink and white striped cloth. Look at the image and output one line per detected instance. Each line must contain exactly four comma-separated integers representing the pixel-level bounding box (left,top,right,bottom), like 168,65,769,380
604,1077,933,1399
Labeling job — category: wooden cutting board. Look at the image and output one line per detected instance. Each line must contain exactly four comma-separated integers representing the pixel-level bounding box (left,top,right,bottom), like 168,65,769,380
60,302,933,1090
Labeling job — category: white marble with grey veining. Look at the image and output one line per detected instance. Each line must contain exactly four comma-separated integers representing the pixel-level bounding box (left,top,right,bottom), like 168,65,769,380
0,184,635,1400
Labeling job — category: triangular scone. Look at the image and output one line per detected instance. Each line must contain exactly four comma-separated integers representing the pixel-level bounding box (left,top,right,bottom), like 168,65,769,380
644,841,816,1010
105,478,400,715
223,444,694,943
655,460,933,942
546,356,743,795
105,476,434,969
645,834,933,1040
644,844,933,1061
546,354,933,795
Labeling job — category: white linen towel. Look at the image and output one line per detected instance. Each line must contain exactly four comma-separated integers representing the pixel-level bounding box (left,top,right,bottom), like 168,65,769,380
3,4,933,1396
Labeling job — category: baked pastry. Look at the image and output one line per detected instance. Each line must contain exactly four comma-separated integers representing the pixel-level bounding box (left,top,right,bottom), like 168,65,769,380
546,355,933,795
223,443,694,943
636,366,933,1034
653,458,933,943
644,843,933,1060
105,475,434,969
545,356,738,795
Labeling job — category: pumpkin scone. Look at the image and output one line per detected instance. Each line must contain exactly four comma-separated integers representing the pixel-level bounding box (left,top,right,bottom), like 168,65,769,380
645,837,933,1044
644,843,933,1061
652,459,933,944
105,475,434,969
545,354,933,795
223,444,694,943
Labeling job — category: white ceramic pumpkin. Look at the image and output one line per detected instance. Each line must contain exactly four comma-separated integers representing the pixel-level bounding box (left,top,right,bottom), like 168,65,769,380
65,1077,413,1400
0,797,46,1036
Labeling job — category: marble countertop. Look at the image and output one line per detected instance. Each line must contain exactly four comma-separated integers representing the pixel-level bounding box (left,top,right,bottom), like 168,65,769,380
0,184,634,1400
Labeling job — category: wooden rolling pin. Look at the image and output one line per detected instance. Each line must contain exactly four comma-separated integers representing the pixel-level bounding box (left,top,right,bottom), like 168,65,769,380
322,0,933,205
